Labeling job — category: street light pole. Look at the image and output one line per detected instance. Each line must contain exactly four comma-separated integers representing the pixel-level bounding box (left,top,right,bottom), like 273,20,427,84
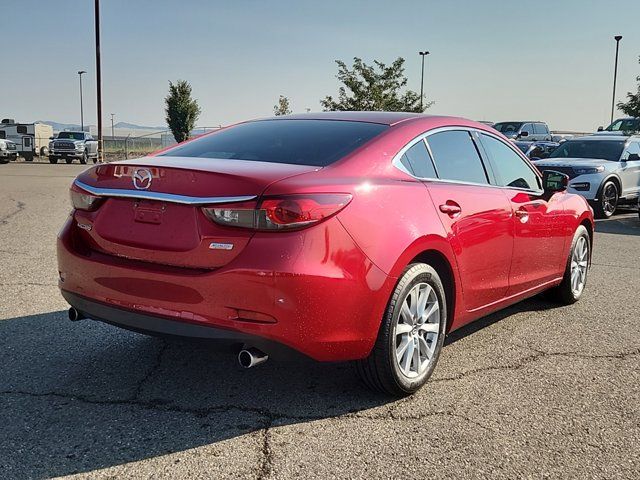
94,0,103,162
418,51,430,112
77,70,86,131
611,35,623,124
110,113,115,139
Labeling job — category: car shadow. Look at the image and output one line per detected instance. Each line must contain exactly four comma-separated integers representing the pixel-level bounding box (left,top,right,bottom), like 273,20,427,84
0,310,392,479
594,211,640,236
0,295,565,478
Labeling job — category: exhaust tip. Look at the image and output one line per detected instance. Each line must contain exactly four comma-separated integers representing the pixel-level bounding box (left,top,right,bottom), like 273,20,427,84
238,347,268,369
68,307,85,322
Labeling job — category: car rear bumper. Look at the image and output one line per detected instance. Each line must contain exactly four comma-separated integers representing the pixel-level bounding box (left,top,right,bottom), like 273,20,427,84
57,216,394,361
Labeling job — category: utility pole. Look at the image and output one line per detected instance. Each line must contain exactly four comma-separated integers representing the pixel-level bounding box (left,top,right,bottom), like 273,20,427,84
610,36,623,124
77,71,86,131
418,51,430,112
94,0,103,162
110,113,115,139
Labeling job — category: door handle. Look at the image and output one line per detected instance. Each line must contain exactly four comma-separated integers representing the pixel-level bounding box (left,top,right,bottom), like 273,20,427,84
515,209,529,223
439,202,461,217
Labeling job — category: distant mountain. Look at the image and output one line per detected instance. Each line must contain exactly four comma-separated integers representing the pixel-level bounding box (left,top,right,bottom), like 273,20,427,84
36,120,165,132
114,122,165,130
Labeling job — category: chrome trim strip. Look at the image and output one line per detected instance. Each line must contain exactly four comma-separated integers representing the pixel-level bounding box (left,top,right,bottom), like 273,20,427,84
391,125,544,194
74,180,256,205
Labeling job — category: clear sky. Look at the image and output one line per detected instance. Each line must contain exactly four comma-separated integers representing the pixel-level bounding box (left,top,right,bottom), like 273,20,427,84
1,0,639,132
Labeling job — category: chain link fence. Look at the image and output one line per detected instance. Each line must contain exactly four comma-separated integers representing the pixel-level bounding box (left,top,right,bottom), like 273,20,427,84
103,126,222,161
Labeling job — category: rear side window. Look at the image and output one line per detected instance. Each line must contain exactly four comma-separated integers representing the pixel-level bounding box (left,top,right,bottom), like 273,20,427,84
479,134,540,190
161,119,389,167
399,140,437,178
426,131,488,184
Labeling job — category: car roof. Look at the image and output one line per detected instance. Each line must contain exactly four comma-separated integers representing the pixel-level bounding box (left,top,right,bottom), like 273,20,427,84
266,111,441,126
494,120,545,123
567,135,633,142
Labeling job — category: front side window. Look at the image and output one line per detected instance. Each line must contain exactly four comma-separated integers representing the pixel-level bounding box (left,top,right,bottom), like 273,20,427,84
479,134,540,190
161,119,389,167
399,140,437,178
623,141,640,160
426,131,488,184
534,123,548,135
520,123,533,135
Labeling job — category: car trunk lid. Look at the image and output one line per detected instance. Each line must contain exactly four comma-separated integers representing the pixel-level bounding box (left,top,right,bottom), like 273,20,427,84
73,156,318,268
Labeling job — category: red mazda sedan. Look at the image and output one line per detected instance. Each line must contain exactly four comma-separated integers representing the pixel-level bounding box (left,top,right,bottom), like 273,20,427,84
58,112,593,395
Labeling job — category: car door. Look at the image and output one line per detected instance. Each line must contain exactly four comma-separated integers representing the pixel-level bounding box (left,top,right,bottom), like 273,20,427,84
420,130,514,312
477,132,567,294
619,141,640,198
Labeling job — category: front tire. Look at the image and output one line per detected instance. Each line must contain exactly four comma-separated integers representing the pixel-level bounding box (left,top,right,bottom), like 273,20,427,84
595,181,618,218
356,263,447,396
80,150,88,164
547,225,590,304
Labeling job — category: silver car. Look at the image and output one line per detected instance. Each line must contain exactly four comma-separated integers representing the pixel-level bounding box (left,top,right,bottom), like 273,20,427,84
533,135,640,218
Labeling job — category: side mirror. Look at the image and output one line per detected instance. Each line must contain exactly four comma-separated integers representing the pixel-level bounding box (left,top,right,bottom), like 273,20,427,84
627,153,640,161
519,131,529,138
49,136,54,140
542,170,568,193
597,126,604,132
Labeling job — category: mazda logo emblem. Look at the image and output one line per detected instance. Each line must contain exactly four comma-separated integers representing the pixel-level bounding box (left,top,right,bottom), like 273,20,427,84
132,168,153,190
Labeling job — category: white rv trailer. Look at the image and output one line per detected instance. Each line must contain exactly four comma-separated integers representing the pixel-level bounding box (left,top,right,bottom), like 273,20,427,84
0,119,53,161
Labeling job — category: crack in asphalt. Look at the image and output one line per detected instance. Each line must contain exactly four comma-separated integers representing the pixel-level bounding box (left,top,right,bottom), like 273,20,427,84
1,346,637,478
0,200,26,226
429,347,640,385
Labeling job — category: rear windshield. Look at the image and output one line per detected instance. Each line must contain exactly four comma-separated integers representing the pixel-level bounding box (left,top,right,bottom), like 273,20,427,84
161,119,389,166
548,139,625,162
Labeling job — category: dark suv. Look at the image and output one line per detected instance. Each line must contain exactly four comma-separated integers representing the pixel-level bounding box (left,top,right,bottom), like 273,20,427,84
492,121,552,141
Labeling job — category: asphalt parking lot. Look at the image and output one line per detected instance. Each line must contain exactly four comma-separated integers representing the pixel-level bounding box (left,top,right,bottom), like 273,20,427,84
0,162,638,479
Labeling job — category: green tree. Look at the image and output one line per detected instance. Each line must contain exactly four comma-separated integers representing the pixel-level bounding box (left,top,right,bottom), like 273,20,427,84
274,95,292,116
617,56,640,118
165,80,201,143
321,57,432,112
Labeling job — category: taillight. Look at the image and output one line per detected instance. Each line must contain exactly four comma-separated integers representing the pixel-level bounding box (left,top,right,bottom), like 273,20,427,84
202,194,352,231
70,183,103,211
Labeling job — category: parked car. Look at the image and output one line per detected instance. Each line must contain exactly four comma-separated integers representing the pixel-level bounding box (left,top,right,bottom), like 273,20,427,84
513,140,559,159
58,112,593,396
49,131,99,164
533,135,640,218
597,117,640,136
492,121,552,141
0,138,18,163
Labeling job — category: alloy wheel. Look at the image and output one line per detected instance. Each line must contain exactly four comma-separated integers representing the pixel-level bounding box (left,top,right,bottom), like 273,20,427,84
570,236,588,296
602,183,617,216
394,282,441,378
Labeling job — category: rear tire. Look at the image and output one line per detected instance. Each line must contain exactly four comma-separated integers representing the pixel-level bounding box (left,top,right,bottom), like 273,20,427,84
547,225,590,305
49,156,58,164
65,158,73,164
356,263,447,396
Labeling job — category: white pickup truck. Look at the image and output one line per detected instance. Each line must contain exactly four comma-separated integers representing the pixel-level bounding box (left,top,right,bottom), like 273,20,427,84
49,131,99,164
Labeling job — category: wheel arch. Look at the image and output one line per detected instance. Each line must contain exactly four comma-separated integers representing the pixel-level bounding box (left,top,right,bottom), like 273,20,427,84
409,249,457,333
596,174,622,200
